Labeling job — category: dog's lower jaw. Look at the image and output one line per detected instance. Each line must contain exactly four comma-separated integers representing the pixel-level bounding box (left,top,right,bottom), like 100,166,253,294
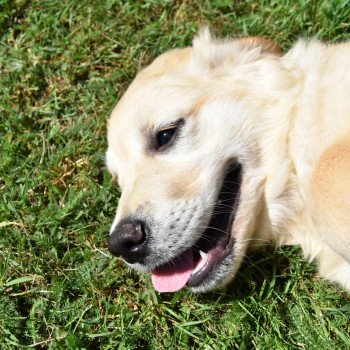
188,245,245,293
189,202,269,292
126,238,246,293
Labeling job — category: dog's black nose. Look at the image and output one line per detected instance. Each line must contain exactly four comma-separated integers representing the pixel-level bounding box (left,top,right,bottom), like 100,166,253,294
108,218,147,264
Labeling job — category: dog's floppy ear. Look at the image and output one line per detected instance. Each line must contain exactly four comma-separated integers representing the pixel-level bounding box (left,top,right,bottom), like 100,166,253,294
192,27,282,71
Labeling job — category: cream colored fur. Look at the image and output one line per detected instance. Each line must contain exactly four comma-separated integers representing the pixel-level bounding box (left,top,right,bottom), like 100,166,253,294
106,29,350,292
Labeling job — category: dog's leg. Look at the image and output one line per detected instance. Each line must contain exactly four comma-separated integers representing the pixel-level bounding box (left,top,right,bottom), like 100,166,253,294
316,244,350,292
311,139,350,264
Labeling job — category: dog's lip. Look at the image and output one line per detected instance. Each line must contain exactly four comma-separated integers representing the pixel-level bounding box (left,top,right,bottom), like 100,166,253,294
187,234,235,287
187,162,242,287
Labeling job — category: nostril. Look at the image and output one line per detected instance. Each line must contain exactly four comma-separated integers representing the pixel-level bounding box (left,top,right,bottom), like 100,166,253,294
136,222,146,244
124,222,146,249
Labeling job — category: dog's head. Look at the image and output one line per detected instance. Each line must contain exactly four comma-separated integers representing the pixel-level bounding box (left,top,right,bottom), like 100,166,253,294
106,29,283,292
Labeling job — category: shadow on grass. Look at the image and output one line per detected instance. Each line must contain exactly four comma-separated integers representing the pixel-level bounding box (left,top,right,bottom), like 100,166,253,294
215,248,317,301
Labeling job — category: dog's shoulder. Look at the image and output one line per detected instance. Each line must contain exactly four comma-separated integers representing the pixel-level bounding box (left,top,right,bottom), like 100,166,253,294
312,139,350,215
310,139,350,261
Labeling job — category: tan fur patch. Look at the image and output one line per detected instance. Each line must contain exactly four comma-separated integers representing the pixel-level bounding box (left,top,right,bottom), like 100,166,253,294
140,48,192,79
188,96,208,116
168,168,200,199
312,139,350,214
311,139,350,261
238,36,283,56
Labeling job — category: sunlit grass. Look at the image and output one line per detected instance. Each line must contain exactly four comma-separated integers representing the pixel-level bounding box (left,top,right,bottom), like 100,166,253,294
1,0,349,348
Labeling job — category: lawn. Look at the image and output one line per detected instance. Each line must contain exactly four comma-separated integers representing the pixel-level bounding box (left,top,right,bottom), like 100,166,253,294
0,0,349,349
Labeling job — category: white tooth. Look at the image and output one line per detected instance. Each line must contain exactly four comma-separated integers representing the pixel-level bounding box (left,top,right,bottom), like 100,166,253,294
194,251,209,274
199,250,208,260
193,260,205,274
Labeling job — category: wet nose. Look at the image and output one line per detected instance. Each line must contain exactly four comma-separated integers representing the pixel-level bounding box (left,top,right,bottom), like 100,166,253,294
108,218,147,264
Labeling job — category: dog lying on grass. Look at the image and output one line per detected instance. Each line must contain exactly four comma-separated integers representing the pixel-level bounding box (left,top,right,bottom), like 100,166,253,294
106,29,350,293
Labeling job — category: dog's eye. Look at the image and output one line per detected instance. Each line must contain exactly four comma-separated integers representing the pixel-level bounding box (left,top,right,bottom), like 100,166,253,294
156,127,177,148
152,119,184,151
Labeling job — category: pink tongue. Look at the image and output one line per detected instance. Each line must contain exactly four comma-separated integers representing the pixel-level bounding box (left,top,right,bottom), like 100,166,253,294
151,249,194,292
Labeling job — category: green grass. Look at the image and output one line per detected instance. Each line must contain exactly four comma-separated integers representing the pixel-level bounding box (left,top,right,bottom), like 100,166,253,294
1,0,350,348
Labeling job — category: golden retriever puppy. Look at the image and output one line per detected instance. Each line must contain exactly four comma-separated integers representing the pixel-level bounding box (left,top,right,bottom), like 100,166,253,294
106,29,350,293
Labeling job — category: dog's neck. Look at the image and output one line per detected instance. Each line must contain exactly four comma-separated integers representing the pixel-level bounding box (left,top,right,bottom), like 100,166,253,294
222,56,306,244
243,57,302,240
244,44,350,245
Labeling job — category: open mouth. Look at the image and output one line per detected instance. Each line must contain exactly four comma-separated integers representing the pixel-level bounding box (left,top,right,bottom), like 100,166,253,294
151,163,242,292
